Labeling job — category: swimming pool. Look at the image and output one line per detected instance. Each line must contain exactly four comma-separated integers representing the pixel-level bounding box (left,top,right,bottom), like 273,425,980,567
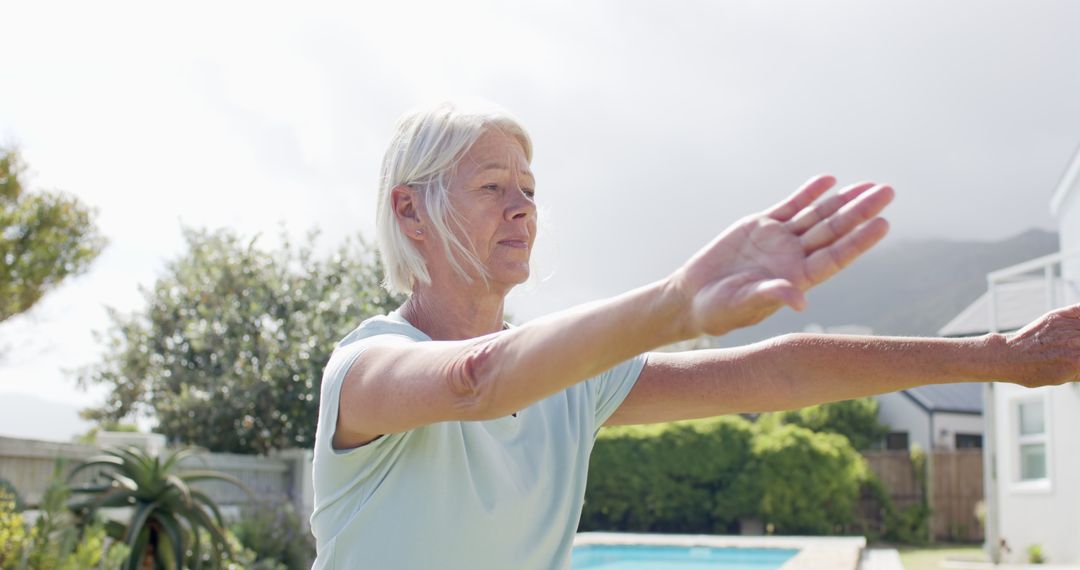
572,544,799,569
573,533,867,570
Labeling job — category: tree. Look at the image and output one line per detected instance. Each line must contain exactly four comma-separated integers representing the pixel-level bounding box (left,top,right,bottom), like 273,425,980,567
774,397,890,450
0,147,105,323
80,227,404,454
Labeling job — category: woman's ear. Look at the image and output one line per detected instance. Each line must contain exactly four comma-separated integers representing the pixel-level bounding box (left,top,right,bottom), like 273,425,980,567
391,185,425,241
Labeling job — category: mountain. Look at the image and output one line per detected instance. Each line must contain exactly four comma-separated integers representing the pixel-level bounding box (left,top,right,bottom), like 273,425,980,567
0,393,94,442
712,228,1060,347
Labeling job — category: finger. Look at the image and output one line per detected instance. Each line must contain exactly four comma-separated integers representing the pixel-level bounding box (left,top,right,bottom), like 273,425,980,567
805,217,890,285
765,174,837,222
800,185,894,254
786,181,877,236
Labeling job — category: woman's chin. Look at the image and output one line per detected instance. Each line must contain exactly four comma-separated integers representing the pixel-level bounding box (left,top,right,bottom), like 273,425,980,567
490,266,530,290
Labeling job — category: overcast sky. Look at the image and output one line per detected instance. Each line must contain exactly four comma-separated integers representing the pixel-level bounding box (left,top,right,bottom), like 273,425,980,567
2,0,1079,438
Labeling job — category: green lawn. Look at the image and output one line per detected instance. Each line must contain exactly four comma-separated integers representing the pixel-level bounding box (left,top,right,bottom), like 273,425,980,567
896,544,987,570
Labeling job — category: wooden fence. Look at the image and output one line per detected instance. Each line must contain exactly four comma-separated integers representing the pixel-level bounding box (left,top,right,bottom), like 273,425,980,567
860,449,984,542
0,436,313,527
929,450,984,542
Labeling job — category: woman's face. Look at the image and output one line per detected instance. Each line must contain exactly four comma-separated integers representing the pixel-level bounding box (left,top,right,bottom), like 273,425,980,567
444,128,536,291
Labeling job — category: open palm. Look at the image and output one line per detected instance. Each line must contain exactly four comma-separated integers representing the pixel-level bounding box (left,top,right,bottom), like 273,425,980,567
675,175,895,337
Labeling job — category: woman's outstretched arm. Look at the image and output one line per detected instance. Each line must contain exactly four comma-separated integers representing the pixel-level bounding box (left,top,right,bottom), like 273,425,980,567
606,304,1080,426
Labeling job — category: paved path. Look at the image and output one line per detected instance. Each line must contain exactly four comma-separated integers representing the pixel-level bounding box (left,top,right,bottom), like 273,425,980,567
941,562,1080,569
859,548,904,570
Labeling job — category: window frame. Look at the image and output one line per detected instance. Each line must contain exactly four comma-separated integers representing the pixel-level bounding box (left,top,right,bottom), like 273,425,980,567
1009,392,1052,493
954,433,983,449
885,431,909,451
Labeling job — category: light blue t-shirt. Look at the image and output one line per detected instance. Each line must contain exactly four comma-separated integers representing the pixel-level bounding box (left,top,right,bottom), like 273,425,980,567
309,311,647,570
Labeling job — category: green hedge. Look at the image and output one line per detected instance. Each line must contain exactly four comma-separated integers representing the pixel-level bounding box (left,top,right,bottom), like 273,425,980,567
748,424,867,534
773,397,889,451
582,416,757,533
581,416,867,535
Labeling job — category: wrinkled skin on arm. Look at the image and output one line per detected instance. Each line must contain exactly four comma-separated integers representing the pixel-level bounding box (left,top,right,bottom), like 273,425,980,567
1004,304,1080,387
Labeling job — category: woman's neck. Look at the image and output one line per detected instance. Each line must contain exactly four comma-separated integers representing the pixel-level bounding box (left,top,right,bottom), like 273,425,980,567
399,284,508,341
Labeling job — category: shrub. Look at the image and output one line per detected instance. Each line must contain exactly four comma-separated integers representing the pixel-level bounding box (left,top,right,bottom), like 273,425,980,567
582,416,757,533
0,477,130,570
860,474,931,545
582,416,869,535
0,479,23,513
232,502,315,570
748,423,868,534
1027,543,1046,564
188,526,270,570
771,397,890,451
0,490,29,566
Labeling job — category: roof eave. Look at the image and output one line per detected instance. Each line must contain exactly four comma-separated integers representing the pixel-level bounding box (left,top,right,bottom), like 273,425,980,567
929,407,983,416
901,390,932,414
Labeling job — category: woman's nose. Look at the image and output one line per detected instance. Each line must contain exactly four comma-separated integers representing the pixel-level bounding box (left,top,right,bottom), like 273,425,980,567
507,188,536,221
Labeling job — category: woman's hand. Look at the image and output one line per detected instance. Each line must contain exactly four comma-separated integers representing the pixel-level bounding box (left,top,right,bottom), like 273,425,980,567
671,174,895,337
1004,304,1080,388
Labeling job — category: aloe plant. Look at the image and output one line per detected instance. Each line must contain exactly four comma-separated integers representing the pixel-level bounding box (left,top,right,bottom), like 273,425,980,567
67,446,251,570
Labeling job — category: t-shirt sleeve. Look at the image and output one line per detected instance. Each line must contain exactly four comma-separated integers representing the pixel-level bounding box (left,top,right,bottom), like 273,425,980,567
315,333,415,459
587,352,649,430
312,330,420,524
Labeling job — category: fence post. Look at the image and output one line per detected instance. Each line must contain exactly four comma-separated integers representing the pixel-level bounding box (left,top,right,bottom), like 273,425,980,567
925,447,935,544
278,447,314,530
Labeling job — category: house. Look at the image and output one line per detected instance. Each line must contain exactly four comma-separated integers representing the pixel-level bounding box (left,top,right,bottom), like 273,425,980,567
938,144,1080,564
873,383,983,451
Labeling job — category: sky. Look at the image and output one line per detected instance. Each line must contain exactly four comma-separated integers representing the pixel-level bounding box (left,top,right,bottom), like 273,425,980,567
1,0,1079,440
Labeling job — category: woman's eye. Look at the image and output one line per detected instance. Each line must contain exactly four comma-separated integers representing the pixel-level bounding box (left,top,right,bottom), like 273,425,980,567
482,184,500,191
523,189,536,199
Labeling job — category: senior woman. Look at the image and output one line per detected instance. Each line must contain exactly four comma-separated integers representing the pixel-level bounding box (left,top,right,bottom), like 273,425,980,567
310,102,1080,569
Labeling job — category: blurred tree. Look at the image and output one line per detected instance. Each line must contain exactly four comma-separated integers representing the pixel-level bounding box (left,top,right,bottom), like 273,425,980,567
774,397,889,451
79,227,404,454
0,147,105,323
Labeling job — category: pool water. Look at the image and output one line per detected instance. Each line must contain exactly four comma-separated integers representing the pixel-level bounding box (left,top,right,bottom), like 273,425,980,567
572,545,799,570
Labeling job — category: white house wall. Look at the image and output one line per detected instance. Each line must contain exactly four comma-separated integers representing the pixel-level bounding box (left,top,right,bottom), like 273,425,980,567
931,412,984,450
993,382,1080,564
875,391,930,451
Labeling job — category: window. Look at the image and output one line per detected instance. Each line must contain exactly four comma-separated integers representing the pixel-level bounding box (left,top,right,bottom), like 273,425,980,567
885,432,909,450
954,433,982,449
1015,398,1048,482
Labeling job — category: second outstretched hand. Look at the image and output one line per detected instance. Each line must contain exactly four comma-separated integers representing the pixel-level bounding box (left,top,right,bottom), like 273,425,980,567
1003,303,1080,388
670,174,895,338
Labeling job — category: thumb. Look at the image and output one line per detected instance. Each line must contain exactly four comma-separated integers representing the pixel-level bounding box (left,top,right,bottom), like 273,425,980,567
755,279,807,312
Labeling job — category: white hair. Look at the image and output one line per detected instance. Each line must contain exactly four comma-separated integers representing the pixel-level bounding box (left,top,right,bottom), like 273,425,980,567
375,101,533,295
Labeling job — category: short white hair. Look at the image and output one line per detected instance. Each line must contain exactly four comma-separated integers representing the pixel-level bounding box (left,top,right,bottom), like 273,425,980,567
375,101,533,295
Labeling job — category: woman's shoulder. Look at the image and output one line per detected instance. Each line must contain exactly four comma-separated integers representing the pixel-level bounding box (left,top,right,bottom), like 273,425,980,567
336,311,430,350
